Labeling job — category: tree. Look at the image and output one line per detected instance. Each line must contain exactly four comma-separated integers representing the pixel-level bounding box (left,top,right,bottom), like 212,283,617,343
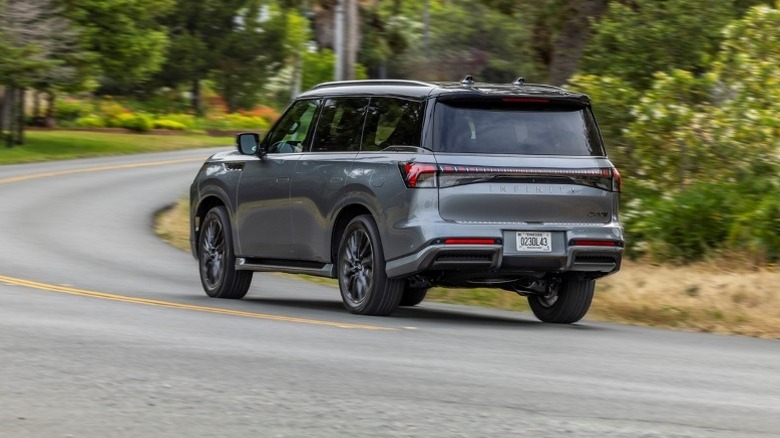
624,2,780,192
582,0,737,90
613,3,780,262
534,0,608,85
211,2,291,111
0,0,80,145
156,0,293,113
382,0,539,82
156,0,244,114
61,0,173,91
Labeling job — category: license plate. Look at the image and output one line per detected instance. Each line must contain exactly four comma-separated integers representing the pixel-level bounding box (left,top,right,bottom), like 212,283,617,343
516,232,552,252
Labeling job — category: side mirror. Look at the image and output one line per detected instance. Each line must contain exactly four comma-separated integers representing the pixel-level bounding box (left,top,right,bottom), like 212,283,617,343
236,132,262,156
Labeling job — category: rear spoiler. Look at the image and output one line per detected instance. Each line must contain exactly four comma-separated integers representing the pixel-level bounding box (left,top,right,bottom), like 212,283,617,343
436,94,590,108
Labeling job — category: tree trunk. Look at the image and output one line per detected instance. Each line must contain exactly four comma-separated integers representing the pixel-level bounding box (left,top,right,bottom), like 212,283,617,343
6,87,16,147
16,87,25,145
45,92,56,128
0,86,7,138
548,0,608,86
314,0,337,50
343,0,359,80
33,91,41,118
191,79,202,116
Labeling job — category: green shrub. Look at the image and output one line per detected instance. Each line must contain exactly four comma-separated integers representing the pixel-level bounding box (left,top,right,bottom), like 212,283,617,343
153,119,187,130
624,182,736,262
116,113,153,132
74,115,105,128
156,113,199,129
98,100,133,128
54,99,94,123
247,106,280,126
204,113,270,131
123,93,190,115
729,194,780,262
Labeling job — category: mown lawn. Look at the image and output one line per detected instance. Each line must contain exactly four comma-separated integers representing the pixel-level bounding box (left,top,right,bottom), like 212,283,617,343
0,130,231,165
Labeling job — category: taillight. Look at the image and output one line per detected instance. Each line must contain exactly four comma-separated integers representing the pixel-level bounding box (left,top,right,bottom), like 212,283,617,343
569,239,623,247
612,167,622,192
443,238,498,245
399,162,438,188
572,167,620,192
400,163,622,191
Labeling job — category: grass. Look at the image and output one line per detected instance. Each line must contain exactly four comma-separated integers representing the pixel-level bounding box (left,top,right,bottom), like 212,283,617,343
159,200,780,339
590,262,780,338
0,130,231,164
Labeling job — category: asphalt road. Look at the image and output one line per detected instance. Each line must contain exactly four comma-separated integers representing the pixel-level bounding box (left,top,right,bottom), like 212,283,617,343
1,149,778,437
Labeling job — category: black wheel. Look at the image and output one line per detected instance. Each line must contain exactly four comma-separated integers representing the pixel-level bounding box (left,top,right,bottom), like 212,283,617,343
198,206,252,299
399,284,428,307
527,278,595,324
337,215,403,315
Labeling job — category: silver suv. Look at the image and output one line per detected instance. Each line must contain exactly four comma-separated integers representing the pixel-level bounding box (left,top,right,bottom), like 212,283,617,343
190,77,623,323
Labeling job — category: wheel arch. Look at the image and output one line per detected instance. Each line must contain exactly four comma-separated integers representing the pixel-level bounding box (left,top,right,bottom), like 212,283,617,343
191,193,231,258
330,203,374,264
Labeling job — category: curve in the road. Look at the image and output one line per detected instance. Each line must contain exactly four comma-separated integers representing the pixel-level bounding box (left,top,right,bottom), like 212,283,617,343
0,274,392,331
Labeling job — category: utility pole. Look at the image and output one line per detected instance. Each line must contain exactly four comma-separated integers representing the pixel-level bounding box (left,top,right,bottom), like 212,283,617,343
423,0,430,59
334,0,357,81
334,0,344,80
344,0,357,80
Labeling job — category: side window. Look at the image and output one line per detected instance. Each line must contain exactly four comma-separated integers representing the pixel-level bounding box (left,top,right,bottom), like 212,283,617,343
265,99,319,154
362,98,424,151
311,98,369,152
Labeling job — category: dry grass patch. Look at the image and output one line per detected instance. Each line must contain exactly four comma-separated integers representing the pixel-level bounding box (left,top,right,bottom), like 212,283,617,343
155,201,191,252
157,200,779,339
592,261,780,338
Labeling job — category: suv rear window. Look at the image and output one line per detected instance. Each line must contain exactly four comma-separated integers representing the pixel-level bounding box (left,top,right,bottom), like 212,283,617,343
433,101,605,156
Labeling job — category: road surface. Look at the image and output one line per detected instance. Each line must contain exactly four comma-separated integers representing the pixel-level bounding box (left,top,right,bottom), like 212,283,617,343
1,149,778,437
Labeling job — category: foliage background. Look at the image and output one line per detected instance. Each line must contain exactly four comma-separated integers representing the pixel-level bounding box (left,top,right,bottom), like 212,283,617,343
1,0,778,264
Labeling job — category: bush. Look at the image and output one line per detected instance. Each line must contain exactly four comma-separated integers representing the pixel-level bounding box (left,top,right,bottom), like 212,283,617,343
624,176,780,264
624,183,736,263
116,113,153,132
729,194,780,263
98,100,132,127
247,106,280,125
204,113,270,131
153,119,187,130
73,115,105,128
156,113,199,130
54,99,94,123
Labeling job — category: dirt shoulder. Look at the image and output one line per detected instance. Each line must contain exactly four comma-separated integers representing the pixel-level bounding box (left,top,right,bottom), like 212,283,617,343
591,261,779,338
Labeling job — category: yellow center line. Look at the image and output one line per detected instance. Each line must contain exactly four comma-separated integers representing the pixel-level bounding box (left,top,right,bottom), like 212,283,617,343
0,156,391,330
0,158,204,185
0,275,395,331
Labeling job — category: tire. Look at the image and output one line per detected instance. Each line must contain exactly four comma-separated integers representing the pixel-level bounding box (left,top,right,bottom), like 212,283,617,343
198,206,252,299
399,285,428,307
527,278,594,324
337,215,403,316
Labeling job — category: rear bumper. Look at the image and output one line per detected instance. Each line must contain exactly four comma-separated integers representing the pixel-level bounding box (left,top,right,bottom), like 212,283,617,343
385,240,623,278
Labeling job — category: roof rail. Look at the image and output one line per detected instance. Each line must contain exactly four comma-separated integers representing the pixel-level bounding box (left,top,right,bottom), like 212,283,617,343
311,79,433,90
526,83,570,93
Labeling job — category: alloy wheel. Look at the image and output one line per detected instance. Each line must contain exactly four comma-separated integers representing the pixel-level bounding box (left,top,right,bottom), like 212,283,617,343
200,218,225,289
340,228,374,305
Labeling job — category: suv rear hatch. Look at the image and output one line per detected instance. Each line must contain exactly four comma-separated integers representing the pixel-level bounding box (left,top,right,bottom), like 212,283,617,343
424,97,620,225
